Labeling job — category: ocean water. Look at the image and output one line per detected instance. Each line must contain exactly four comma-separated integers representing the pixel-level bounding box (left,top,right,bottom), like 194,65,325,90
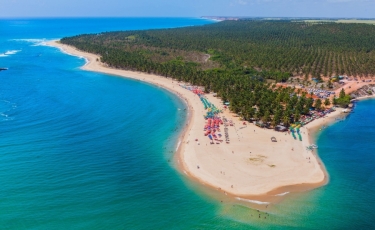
1,18,375,229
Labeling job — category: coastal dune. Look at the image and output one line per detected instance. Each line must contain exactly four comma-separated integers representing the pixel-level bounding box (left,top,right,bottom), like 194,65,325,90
48,40,338,202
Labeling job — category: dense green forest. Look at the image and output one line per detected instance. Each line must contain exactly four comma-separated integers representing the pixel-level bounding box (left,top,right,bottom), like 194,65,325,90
60,20,361,125
62,20,375,79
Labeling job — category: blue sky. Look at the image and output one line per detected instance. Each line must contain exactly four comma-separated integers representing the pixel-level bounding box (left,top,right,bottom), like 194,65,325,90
1,0,374,18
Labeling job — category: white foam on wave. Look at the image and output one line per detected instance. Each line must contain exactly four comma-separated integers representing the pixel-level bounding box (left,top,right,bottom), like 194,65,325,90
57,47,87,62
0,100,17,121
274,192,290,196
0,50,21,57
13,38,44,42
0,112,14,121
176,140,181,151
12,38,48,46
235,197,270,205
5,50,21,55
82,56,89,65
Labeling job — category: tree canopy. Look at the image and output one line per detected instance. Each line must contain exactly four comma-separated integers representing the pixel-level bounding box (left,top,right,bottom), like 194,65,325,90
60,20,370,125
334,89,351,107
62,20,375,79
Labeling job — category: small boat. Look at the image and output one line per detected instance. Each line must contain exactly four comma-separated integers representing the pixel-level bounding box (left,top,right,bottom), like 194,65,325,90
311,144,318,149
0,68,8,71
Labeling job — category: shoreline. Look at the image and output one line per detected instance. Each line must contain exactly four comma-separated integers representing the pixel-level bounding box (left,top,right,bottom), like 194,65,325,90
354,95,375,101
47,40,348,206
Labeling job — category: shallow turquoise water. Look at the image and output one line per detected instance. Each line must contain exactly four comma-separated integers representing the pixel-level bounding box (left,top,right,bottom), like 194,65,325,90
1,18,375,229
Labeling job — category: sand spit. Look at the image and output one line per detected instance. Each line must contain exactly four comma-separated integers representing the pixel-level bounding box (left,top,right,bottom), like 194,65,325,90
48,40,348,204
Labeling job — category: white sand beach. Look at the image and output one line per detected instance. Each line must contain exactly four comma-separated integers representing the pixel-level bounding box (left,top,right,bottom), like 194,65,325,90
48,40,346,201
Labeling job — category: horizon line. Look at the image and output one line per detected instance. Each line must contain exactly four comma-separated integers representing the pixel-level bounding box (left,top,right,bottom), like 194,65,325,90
1,16,375,20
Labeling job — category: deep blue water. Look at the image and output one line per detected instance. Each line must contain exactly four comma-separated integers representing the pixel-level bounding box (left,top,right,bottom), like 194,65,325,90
1,18,375,229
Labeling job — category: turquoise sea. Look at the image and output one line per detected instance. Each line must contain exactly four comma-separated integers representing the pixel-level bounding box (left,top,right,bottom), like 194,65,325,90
1,18,375,229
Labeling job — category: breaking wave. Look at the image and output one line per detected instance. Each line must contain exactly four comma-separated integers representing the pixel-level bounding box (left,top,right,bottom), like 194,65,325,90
235,197,270,205
12,38,48,46
0,50,21,57
275,192,290,196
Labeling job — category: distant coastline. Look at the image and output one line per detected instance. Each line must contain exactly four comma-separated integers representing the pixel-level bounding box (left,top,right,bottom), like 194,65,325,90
201,16,375,21
201,16,239,21
48,40,353,207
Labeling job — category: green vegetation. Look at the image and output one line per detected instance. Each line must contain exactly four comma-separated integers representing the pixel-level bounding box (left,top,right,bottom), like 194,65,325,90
315,99,322,111
62,20,375,79
305,19,375,25
324,98,331,107
60,20,374,125
334,89,351,107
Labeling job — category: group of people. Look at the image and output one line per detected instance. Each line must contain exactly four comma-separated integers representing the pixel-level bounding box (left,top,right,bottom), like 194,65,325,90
305,88,335,99
223,117,230,143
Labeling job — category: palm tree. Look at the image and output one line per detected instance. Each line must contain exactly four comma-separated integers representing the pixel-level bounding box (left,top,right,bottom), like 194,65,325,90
282,114,290,126
315,99,322,111
324,98,331,107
